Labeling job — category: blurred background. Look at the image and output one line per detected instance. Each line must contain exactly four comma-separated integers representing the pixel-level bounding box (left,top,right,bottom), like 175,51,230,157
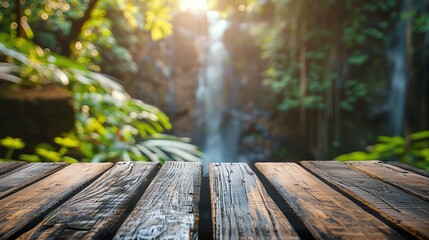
0,0,428,169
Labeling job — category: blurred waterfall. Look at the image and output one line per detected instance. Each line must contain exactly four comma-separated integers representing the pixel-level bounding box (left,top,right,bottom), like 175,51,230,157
195,11,240,172
388,0,410,136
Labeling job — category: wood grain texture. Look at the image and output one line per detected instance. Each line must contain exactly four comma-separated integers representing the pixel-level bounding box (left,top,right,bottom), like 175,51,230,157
0,163,112,239
0,162,67,199
346,161,429,201
20,162,158,240
210,163,299,240
388,161,429,178
0,162,26,176
113,161,201,240
302,161,429,240
256,162,403,240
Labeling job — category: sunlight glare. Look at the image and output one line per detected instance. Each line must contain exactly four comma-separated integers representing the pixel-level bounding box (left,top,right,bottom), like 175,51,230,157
180,0,208,12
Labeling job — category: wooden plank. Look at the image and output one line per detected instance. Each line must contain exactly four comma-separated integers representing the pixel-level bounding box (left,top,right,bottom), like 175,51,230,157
0,162,67,199
302,161,429,239
0,163,112,239
20,162,158,239
210,163,299,240
346,161,429,201
388,161,429,178
256,162,403,240
0,162,26,176
113,161,201,240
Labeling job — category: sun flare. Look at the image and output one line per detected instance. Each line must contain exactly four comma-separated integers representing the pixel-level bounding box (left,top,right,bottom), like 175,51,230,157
179,0,208,12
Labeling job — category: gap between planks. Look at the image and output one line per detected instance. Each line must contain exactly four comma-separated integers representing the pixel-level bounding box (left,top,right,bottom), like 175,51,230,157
113,161,202,240
388,161,429,178
19,162,159,239
0,162,27,177
301,161,429,240
0,163,112,239
256,162,404,240
345,160,429,202
0,162,67,200
210,163,299,240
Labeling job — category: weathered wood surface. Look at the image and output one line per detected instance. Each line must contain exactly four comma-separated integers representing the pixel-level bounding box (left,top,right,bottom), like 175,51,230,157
0,161,427,239
0,162,26,176
0,163,112,239
346,160,429,201
113,161,201,240
256,162,403,240
302,161,429,239
0,162,67,199
388,161,429,178
20,162,158,240
210,163,299,240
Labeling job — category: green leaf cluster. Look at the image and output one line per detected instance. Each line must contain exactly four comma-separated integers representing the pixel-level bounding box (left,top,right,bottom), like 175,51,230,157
0,36,201,163
0,137,25,160
254,0,401,112
0,0,176,76
336,131,429,170
0,136,79,163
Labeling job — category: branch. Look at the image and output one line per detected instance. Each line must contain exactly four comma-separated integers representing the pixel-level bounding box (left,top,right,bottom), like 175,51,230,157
61,0,99,56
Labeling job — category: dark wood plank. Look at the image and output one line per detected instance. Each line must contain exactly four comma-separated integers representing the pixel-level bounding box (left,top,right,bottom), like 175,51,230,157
0,162,67,199
0,163,112,239
113,161,201,240
388,161,429,178
302,161,429,239
20,162,158,239
0,162,26,176
256,162,403,240
210,163,299,240
346,160,429,202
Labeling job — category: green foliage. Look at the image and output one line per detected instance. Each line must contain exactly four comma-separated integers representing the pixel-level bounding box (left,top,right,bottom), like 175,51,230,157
29,140,80,163
0,136,79,163
0,137,26,160
340,80,367,111
144,0,173,41
73,92,181,162
0,0,176,76
247,0,427,116
0,36,201,163
255,0,399,112
219,0,428,159
0,137,25,150
336,131,429,170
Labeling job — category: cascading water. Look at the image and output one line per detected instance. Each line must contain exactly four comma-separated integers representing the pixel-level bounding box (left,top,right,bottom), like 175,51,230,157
195,11,239,172
388,0,410,136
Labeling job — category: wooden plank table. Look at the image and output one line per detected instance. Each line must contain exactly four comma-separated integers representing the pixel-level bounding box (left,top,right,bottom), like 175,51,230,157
0,160,427,240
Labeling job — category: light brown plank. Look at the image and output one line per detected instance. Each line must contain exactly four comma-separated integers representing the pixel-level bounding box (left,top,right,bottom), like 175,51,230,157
302,161,429,239
20,162,158,239
210,163,299,240
0,163,112,239
346,161,429,202
0,162,67,199
0,162,26,176
388,161,429,178
113,162,201,240
256,162,403,240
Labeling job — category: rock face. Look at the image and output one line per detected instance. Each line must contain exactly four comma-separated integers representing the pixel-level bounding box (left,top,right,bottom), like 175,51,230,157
122,12,205,138
170,68,199,136
0,84,75,153
168,12,207,137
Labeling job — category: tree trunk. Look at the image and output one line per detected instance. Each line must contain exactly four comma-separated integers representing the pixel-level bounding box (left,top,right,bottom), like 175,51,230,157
15,0,22,37
299,21,308,156
60,0,99,56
